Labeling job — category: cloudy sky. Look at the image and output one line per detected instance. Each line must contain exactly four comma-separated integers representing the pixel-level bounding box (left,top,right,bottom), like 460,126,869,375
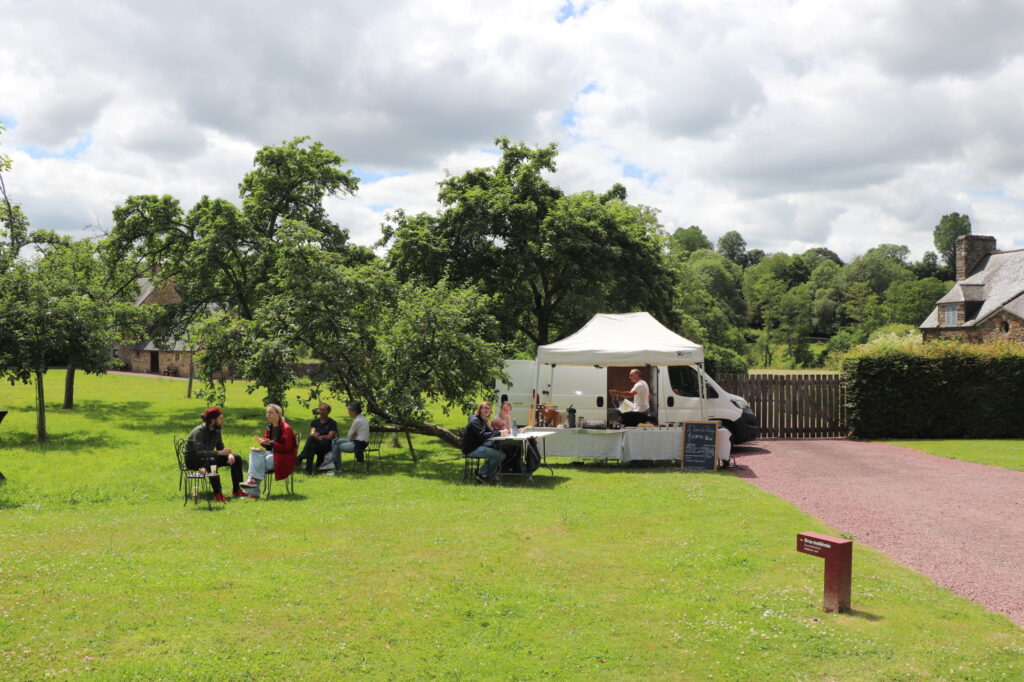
2,0,1024,260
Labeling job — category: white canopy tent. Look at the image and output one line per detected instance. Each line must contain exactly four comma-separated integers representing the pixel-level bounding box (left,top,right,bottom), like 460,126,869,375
534,312,707,422
535,312,704,366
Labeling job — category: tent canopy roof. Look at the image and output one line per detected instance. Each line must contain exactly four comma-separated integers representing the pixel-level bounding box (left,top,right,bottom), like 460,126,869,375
535,312,704,366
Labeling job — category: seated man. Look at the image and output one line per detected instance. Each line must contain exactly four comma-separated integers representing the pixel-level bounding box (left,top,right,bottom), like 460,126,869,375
610,368,655,427
296,402,338,475
185,407,244,502
319,401,370,472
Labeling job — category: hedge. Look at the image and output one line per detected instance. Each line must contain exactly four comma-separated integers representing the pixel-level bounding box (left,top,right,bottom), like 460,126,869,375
842,339,1024,439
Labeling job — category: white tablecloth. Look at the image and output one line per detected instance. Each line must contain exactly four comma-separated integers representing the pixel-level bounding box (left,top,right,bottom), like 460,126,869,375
533,428,624,460
530,426,731,463
621,428,682,462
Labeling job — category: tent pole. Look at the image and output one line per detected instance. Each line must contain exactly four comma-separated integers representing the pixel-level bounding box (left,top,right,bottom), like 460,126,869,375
698,362,707,420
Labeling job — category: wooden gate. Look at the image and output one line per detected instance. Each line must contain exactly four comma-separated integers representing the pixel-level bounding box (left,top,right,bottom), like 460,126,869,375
720,373,847,439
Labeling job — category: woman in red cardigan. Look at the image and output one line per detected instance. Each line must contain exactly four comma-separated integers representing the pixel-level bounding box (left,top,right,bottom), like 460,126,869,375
238,403,297,498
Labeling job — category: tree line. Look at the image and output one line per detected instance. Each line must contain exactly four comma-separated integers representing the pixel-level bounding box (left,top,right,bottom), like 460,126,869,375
0,127,966,442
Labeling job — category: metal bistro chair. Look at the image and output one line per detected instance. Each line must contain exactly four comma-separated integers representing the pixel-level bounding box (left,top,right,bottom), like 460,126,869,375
260,464,295,499
174,436,223,509
360,430,384,470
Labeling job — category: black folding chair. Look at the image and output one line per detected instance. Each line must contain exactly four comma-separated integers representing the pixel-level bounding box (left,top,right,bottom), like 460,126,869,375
174,436,222,509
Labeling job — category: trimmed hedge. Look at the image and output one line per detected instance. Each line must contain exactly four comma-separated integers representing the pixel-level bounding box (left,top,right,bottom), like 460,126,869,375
843,339,1024,438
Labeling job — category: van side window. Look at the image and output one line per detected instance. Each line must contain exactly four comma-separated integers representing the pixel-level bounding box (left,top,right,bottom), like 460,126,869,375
667,366,718,398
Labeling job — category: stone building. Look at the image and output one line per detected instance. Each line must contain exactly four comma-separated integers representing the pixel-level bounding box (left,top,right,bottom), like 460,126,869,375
920,234,1024,342
113,278,194,377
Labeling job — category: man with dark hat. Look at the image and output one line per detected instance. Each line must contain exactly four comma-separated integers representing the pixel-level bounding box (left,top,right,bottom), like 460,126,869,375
185,407,245,501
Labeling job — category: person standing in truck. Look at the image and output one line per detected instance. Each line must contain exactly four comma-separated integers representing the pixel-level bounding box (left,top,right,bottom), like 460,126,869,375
610,368,653,427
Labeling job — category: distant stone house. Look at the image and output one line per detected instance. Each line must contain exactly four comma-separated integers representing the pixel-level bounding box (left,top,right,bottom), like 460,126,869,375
920,234,1024,342
113,278,194,377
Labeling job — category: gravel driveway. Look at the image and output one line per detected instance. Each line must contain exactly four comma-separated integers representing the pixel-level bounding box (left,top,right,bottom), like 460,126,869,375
731,439,1024,627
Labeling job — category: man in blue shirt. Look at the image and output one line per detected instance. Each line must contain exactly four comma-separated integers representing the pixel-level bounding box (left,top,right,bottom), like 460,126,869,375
296,402,338,474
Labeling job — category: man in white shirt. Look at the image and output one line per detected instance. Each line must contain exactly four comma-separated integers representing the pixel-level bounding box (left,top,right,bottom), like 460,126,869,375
610,368,653,427
320,401,371,472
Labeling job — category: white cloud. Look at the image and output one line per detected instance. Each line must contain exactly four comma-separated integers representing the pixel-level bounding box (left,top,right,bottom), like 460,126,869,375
2,0,1024,262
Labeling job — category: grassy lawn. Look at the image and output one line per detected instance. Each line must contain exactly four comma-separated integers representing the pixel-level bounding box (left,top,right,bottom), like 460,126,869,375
885,440,1024,472
1,371,1022,680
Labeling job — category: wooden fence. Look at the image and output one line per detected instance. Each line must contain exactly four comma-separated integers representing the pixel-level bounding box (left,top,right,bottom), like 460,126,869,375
719,373,847,439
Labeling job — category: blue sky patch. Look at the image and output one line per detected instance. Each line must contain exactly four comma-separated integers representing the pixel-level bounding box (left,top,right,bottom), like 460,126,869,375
352,167,409,183
557,1,589,24
19,134,93,161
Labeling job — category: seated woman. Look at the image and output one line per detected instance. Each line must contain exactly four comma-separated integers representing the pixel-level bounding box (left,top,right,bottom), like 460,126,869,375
461,401,507,484
490,400,525,474
238,403,297,498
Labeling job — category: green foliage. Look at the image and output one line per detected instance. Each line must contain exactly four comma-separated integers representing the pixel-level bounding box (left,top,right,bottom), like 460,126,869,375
838,249,912,297
383,136,675,347
801,246,843,269
843,339,1024,438
667,224,712,258
1,371,1023,680
933,211,972,267
671,249,748,356
716,229,748,267
911,250,947,279
704,343,748,376
881,277,952,325
867,323,919,342
820,328,868,369
108,137,368,400
0,243,151,440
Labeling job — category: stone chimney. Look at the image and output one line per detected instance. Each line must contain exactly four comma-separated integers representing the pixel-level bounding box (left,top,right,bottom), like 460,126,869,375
955,234,997,280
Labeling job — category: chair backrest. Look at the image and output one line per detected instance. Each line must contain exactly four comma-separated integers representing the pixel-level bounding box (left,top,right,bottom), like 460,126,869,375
368,429,384,451
174,436,188,471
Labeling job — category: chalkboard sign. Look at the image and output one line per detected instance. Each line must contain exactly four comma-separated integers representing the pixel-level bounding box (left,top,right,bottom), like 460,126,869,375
681,421,718,471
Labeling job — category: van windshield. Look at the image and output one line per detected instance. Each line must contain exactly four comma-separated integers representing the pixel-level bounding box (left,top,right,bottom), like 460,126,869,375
667,365,718,398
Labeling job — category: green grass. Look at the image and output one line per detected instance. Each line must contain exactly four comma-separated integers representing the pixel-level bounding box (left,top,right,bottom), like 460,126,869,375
885,440,1024,472
1,372,1022,680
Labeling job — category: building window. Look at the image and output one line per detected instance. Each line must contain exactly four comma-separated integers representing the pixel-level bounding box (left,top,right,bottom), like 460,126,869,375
943,304,958,327
1002,320,1010,334
175,353,180,361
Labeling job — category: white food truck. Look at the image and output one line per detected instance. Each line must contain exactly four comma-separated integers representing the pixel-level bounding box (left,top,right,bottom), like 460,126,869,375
494,313,758,446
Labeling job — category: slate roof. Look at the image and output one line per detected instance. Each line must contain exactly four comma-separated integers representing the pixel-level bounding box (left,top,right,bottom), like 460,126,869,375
129,340,190,352
921,248,1024,328
134,277,156,306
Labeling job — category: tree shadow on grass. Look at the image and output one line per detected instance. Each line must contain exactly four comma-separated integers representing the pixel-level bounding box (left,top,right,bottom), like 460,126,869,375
324,451,573,489
61,401,276,441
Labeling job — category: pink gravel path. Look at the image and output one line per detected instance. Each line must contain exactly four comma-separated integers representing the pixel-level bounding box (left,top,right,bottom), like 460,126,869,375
731,439,1024,627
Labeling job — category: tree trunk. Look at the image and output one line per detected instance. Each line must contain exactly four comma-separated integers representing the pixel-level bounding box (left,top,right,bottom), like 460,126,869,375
376,421,461,449
63,364,76,409
187,357,194,399
35,370,47,443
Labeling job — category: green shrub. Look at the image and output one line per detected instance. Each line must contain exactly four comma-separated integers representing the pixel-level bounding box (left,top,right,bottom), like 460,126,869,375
843,338,1024,438
705,343,748,376
868,323,919,341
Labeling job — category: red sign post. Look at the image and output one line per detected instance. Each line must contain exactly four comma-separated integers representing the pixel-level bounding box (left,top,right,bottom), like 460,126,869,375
796,532,852,613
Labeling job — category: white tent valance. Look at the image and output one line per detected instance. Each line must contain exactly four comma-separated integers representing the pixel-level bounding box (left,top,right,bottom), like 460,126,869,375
535,312,704,366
